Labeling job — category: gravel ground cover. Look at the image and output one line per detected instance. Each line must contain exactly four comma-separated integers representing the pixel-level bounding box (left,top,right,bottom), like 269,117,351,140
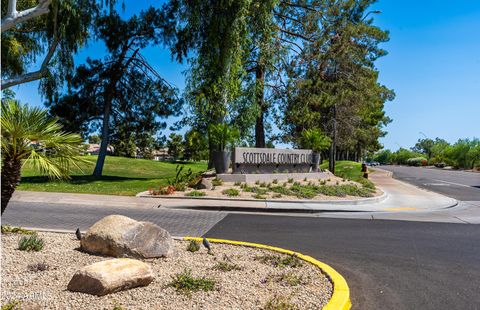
2,232,332,309
148,174,382,201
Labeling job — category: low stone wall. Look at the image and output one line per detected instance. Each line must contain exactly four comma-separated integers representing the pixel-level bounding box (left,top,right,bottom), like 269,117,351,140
217,171,331,183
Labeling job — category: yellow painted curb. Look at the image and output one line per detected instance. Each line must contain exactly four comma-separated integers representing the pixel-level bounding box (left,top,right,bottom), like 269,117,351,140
184,237,351,310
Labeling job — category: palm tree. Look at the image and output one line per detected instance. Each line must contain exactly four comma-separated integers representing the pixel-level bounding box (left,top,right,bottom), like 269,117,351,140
1,100,84,215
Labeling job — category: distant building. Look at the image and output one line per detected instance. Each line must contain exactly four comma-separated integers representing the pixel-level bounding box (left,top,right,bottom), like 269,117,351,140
152,148,172,161
86,144,114,155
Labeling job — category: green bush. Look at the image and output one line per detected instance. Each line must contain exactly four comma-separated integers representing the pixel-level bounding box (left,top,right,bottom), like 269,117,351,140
18,235,44,251
212,178,223,186
1,225,35,235
222,188,240,197
186,240,200,252
1,301,21,310
253,193,267,199
255,254,303,268
263,296,298,310
168,269,215,293
185,190,206,197
406,157,428,166
212,261,242,272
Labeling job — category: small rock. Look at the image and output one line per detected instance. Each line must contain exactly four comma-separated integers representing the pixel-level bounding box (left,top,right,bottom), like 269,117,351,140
81,215,174,258
67,258,154,296
195,178,213,190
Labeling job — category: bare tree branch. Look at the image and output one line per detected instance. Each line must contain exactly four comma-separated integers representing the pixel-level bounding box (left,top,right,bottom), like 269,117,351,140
1,0,52,33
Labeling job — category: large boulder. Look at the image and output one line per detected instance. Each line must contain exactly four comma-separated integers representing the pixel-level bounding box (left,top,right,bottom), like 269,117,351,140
81,215,174,258
67,258,154,296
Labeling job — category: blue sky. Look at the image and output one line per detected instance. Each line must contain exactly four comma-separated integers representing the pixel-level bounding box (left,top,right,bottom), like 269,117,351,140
8,0,480,151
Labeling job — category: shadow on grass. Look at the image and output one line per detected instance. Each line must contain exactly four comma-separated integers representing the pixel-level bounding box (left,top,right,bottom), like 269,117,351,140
21,175,159,185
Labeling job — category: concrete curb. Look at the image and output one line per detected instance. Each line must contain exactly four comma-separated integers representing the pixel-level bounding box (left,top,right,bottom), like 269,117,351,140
184,237,351,310
137,190,388,206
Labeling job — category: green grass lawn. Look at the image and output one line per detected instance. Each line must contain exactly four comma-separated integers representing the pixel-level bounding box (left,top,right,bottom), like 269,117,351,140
18,156,207,196
321,160,366,182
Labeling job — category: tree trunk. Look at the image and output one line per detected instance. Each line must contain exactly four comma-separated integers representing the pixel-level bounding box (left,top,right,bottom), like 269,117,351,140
255,66,266,148
329,104,337,174
93,100,111,177
1,156,22,215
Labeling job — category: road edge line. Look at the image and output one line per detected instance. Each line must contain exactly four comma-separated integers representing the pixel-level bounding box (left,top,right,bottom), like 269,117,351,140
184,237,351,310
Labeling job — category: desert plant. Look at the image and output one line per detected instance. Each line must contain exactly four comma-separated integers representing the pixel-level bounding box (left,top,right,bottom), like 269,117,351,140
263,296,298,310
222,188,240,197
272,179,278,184
18,235,44,252
234,181,242,186
269,272,305,286
1,301,21,310
185,190,206,197
186,240,200,252
208,123,240,151
253,194,267,199
287,178,294,183
1,100,85,215
255,180,260,185
1,225,35,235
212,178,223,186
255,254,303,268
168,269,215,293
212,261,242,272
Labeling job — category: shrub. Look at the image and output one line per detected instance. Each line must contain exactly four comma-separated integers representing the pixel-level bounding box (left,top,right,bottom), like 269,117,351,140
253,193,267,199
212,178,223,186
263,296,298,310
1,225,35,235
212,261,242,272
270,272,305,286
255,180,260,185
186,240,200,252
270,186,292,196
234,181,242,186
154,185,175,195
272,179,278,184
287,178,294,183
289,184,317,199
259,182,267,187
407,157,428,166
168,269,215,293
1,301,21,310
185,190,206,197
174,183,186,191
222,188,240,197
255,254,303,268
18,235,44,252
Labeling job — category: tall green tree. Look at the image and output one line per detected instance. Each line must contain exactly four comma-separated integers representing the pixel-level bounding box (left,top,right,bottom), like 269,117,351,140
166,133,184,160
1,99,84,215
48,8,181,176
162,0,251,166
1,0,97,89
282,0,394,172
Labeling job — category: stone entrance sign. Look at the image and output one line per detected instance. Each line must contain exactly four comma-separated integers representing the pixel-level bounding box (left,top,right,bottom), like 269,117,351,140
233,147,314,174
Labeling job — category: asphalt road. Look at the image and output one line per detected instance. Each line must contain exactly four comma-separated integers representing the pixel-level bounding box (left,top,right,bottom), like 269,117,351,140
378,166,480,201
206,214,480,310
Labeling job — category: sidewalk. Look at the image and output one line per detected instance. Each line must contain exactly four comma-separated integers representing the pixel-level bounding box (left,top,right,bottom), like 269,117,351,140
11,169,457,213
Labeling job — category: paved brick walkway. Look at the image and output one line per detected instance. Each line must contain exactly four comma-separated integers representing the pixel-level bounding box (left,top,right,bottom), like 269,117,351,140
3,201,227,237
